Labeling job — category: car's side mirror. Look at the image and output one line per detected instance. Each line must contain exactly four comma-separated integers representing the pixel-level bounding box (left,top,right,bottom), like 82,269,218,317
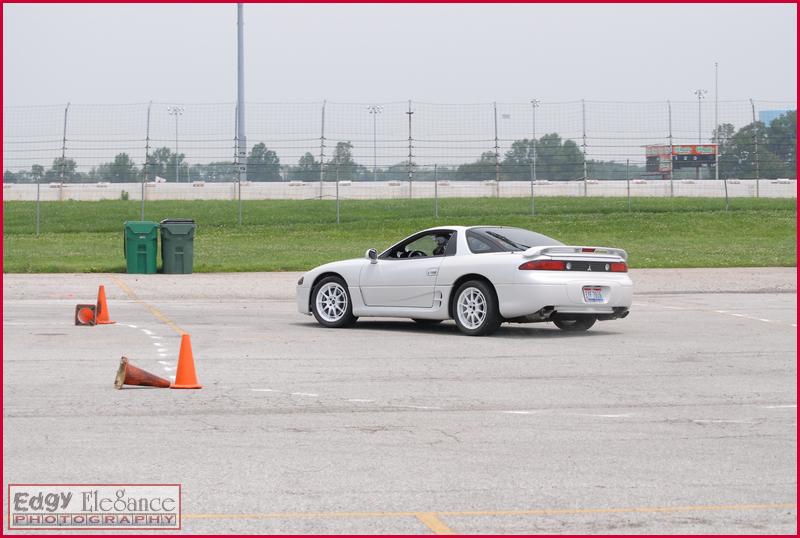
366,248,378,264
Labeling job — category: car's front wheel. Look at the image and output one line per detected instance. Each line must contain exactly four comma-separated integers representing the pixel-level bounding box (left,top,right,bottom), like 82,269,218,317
311,276,357,328
452,280,502,336
553,317,596,332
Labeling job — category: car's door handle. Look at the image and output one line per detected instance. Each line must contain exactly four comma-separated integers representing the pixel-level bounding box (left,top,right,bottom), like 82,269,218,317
427,268,438,276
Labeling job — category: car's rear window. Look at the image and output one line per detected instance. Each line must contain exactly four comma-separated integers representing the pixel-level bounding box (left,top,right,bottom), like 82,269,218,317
466,227,562,253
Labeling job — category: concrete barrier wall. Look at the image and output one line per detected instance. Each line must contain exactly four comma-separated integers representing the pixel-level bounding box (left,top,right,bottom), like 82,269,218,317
3,179,796,202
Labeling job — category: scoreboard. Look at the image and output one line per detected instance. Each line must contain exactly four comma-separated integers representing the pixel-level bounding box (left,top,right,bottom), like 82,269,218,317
646,144,717,172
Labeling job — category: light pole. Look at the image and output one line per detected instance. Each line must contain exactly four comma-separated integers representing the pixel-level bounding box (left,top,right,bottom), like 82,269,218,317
693,89,706,179
366,105,383,181
167,105,185,181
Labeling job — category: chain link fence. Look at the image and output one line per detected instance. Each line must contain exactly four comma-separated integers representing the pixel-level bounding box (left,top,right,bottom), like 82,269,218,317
4,99,796,229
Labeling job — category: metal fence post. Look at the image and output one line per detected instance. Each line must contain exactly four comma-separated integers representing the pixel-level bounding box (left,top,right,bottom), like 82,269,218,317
493,101,500,197
35,170,41,237
141,101,152,221
668,100,674,197
626,159,631,212
750,98,760,195
406,100,414,199
335,164,340,224
434,164,439,218
319,100,326,200
529,162,535,216
581,99,587,196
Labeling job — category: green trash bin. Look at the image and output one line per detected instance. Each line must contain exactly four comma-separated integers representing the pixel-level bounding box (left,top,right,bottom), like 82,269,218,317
160,219,196,274
123,221,159,274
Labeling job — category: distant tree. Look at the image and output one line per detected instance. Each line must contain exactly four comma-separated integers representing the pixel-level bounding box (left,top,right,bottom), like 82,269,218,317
326,141,365,181
247,142,281,181
147,147,186,181
45,157,78,181
294,152,320,182
456,151,497,181
96,153,138,182
31,164,45,183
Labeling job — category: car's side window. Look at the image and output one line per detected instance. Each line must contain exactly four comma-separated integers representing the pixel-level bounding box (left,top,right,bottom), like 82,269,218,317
382,231,455,259
467,233,497,253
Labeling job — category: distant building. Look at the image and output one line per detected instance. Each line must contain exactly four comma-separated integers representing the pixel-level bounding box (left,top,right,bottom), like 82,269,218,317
758,109,790,125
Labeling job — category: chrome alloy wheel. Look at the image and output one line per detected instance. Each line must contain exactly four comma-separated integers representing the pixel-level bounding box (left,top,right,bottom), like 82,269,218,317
456,286,487,330
316,282,348,322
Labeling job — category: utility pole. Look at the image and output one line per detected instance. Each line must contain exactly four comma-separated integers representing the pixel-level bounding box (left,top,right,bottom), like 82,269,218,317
236,3,246,224
60,103,70,184
694,89,707,180
750,98,760,185
367,105,383,181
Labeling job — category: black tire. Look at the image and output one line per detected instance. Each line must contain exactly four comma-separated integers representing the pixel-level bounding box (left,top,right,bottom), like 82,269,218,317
451,280,502,336
412,319,443,326
553,317,596,332
311,276,358,328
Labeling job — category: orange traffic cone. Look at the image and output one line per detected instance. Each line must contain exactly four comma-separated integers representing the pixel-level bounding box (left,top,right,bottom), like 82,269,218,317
171,334,202,389
74,304,96,326
114,357,171,389
95,285,116,325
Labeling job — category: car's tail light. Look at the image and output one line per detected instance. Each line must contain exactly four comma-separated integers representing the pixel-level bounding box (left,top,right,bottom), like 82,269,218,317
581,247,595,253
610,262,628,272
519,260,566,271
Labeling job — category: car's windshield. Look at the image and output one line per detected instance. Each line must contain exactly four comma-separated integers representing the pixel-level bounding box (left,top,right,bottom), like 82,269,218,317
467,227,563,253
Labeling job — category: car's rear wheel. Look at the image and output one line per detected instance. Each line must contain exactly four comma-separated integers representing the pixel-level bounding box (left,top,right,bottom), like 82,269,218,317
311,276,357,328
452,280,502,336
553,317,596,332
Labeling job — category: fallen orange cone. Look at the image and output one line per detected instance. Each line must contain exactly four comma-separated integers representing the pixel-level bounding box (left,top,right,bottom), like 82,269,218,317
171,334,202,389
114,357,171,389
74,304,96,326
95,285,116,325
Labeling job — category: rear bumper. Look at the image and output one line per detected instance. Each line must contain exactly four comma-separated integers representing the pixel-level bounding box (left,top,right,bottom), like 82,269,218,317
496,278,633,319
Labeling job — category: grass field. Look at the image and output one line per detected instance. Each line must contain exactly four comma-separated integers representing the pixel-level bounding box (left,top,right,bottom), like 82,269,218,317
3,197,796,272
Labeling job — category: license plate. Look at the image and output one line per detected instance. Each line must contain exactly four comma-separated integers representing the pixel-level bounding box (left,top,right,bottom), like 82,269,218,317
582,286,605,303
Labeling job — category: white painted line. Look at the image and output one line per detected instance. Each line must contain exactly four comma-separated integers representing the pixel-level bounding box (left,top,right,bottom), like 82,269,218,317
157,360,172,366
153,342,163,347
731,313,746,317
714,310,728,314
142,329,153,335
583,413,632,418
347,399,375,403
162,366,174,372
290,392,319,397
125,324,138,328
763,404,797,409
393,405,442,410
758,319,772,323
502,410,536,415
149,335,163,339
792,324,797,328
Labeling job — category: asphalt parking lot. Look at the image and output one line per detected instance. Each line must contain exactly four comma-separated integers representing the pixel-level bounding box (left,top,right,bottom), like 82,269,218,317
3,268,797,534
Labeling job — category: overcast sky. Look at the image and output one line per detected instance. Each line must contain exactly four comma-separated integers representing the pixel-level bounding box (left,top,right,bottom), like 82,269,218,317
3,2,797,105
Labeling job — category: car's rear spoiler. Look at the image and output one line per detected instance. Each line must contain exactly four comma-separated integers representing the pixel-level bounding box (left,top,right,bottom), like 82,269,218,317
521,245,628,261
